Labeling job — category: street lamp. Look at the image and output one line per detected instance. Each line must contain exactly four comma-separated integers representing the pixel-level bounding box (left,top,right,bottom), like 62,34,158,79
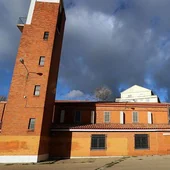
19,58,43,79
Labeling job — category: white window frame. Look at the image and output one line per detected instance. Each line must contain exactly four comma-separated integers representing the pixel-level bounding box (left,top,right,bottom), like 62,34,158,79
148,112,153,124
120,111,125,124
28,118,35,130
91,111,95,124
104,111,110,123
132,111,138,123
34,85,40,96
39,56,45,66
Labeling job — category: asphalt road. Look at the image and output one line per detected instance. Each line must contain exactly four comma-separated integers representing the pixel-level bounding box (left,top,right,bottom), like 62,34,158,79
0,155,170,170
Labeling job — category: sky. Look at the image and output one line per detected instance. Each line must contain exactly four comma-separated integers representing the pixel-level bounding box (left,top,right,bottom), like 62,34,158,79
1,0,170,102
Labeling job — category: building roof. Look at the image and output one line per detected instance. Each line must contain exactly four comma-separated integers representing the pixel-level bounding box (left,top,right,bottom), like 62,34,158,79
52,123,170,130
121,85,151,94
55,100,169,107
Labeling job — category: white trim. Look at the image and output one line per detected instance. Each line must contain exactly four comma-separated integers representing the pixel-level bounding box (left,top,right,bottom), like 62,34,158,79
26,0,36,25
0,154,48,163
120,111,124,124
53,156,123,159
0,155,37,163
26,0,60,25
70,156,123,159
51,129,170,132
91,111,95,124
148,112,152,124
37,0,60,2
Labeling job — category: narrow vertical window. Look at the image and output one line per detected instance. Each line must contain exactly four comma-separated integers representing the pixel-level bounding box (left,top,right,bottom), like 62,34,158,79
34,85,40,96
75,111,81,123
168,107,170,124
148,112,153,124
28,118,35,130
60,110,65,123
120,111,125,124
43,31,49,40
91,111,95,124
104,112,110,123
133,111,138,123
39,56,45,66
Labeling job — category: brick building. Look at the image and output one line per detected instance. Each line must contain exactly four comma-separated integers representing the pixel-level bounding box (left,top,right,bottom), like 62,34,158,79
0,0,170,163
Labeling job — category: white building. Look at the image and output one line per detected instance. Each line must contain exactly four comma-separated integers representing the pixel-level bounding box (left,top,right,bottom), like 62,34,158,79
115,85,160,103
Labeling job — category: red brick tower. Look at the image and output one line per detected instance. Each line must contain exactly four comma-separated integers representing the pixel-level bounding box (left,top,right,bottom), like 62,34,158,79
0,0,65,163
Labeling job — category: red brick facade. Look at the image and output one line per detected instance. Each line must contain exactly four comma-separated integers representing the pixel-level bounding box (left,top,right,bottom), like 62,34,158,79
0,0,66,162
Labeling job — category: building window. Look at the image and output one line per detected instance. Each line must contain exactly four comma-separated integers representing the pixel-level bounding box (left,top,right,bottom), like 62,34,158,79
43,32,49,40
120,111,125,124
60,110,65,123
104,112,110,123
75,111,81,123
91,111,95,124
28,118,35,130
91,134,106,150
34,85,40,96
39,56,45,66
133,111,138,123
135,134,149,149
148,112,153,124
168,107,170,124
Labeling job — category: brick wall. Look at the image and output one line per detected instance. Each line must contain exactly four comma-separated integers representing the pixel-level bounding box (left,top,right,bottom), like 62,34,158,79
50,131,170,157
0,102,6,126
0,0,65,158
54,102,96,124
54,102,169,124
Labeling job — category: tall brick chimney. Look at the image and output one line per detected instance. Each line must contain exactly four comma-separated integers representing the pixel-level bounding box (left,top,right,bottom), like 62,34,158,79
0,0,66,163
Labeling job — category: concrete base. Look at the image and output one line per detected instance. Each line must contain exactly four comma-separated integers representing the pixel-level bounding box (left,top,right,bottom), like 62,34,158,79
0,154,49,163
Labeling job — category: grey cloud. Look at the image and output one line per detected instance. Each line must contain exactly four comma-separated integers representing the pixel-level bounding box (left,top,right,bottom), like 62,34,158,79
0,0,30,65
0,0,30,94
58,0,170,101
1,0,170,102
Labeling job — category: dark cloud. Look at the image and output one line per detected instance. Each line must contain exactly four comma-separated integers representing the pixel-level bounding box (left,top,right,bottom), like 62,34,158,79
0,0,30,96
1,0,170,101
57,0,170,101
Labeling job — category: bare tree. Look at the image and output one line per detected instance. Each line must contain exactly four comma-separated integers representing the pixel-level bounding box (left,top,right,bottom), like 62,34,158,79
0,96,7,102
94,86,112,101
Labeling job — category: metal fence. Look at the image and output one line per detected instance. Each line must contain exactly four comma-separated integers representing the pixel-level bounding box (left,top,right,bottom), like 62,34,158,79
18,17,27,25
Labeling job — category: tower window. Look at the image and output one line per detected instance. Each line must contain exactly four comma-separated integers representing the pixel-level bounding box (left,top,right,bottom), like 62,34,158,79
39,56,45,66
28,118,35,130
43,32,49,40
34,85,40,96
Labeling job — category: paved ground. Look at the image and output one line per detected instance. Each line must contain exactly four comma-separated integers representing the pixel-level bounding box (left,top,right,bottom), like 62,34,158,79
0,155,170,170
